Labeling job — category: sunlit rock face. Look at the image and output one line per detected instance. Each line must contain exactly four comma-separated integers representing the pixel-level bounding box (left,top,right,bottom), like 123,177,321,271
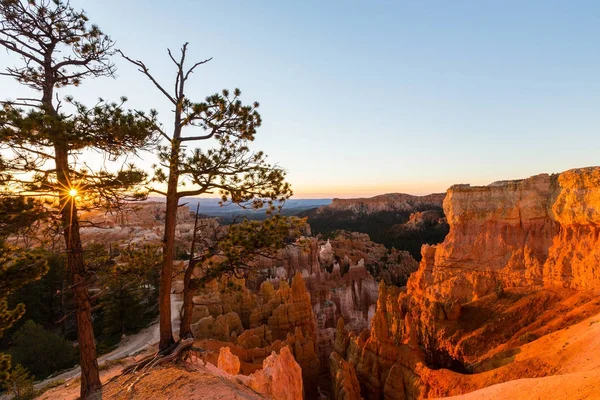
191,273,320,397
332,167,600,400
241,347,304,400
411,167,600,304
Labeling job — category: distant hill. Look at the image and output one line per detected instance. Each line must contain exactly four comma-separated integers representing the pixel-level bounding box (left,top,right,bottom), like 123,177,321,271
298,193,448,260
151,197,333,222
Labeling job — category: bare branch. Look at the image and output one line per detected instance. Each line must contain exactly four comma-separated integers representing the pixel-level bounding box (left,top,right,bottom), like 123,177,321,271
117,49,177,105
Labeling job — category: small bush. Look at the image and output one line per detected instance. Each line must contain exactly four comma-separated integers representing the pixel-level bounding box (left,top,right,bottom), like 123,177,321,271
518,332,538,344
495,281,505,298
9,320,78,379
3,364,35,400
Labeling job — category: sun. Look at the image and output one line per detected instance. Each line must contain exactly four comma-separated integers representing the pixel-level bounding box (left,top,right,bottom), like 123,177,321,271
69,188,78,197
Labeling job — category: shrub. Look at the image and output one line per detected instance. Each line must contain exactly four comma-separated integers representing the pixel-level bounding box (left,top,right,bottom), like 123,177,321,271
495,281,505,298
3,364,34,400
518,332,538,344
9,321,78,379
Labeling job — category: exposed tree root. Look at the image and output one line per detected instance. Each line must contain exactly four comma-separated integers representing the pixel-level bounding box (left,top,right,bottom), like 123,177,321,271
120,338,194,398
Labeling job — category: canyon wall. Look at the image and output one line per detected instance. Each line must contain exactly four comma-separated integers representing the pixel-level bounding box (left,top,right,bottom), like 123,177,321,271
411,167,600,304
333,167,600,399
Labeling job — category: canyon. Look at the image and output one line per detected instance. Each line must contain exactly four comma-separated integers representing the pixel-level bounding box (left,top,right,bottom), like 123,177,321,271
32,167,600,400
331,166,600,399
178,167,600,399
186,229,420,398
300,193,449,259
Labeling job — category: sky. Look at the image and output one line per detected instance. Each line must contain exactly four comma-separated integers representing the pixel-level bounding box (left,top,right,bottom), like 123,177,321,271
2,1,600,198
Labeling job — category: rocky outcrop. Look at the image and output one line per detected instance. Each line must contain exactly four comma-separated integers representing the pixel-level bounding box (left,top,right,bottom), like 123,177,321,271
266,273,318,341
411,167,600,304
330,352,362,400
190,311,244,341
217,346,241,375
191,273,320,397
242,347,304,400
333,167,600,400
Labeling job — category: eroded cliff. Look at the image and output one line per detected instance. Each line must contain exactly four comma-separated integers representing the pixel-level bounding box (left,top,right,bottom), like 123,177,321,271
412,167,600,303
333,167,600,400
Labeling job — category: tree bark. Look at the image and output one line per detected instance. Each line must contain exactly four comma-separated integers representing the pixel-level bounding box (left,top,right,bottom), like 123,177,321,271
179,204,200,339
43,44,100,396
159,142,180,350
54,143,102,399
179,262,196,339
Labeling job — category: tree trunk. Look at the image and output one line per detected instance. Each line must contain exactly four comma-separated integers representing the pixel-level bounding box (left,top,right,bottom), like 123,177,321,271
159,147,180,350
179,204,200,339
179,261,196,338
54,144,102,400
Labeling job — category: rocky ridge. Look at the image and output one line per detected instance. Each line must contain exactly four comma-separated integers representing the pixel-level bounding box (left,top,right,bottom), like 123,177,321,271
323,193,446,214
300,193,449,260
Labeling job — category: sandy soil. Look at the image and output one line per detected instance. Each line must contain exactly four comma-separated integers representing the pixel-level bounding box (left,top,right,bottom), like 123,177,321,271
102,362,265,400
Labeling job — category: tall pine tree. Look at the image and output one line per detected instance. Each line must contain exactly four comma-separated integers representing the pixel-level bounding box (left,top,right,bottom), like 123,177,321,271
120,43,293,351
0,1,158,397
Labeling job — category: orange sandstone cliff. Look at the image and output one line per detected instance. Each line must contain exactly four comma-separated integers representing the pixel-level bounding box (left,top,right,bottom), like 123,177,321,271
332,167,600,399
413,167,600,301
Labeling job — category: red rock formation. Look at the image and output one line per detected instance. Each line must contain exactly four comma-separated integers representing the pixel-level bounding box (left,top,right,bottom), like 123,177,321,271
411,167,600,304
190,228,421,397
242,347,304,400
217,346,241,375
191,273,320,396
330,352,362,400
333,167,600,400
267,273,318,341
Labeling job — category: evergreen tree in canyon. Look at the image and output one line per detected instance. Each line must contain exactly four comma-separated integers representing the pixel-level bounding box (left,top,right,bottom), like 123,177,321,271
0,198,48,385
179,210,306,338
0,1,158,397
119,43,294,350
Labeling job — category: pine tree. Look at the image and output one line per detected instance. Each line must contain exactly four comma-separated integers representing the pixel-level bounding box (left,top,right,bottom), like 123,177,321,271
180,214,307,337
9,320,78,379
2,363,35,400
0,1,158,397
119,43,293,350
0,198,48,385
96,245,161,337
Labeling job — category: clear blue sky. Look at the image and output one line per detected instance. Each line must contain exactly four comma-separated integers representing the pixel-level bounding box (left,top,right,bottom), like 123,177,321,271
3,1,600,198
